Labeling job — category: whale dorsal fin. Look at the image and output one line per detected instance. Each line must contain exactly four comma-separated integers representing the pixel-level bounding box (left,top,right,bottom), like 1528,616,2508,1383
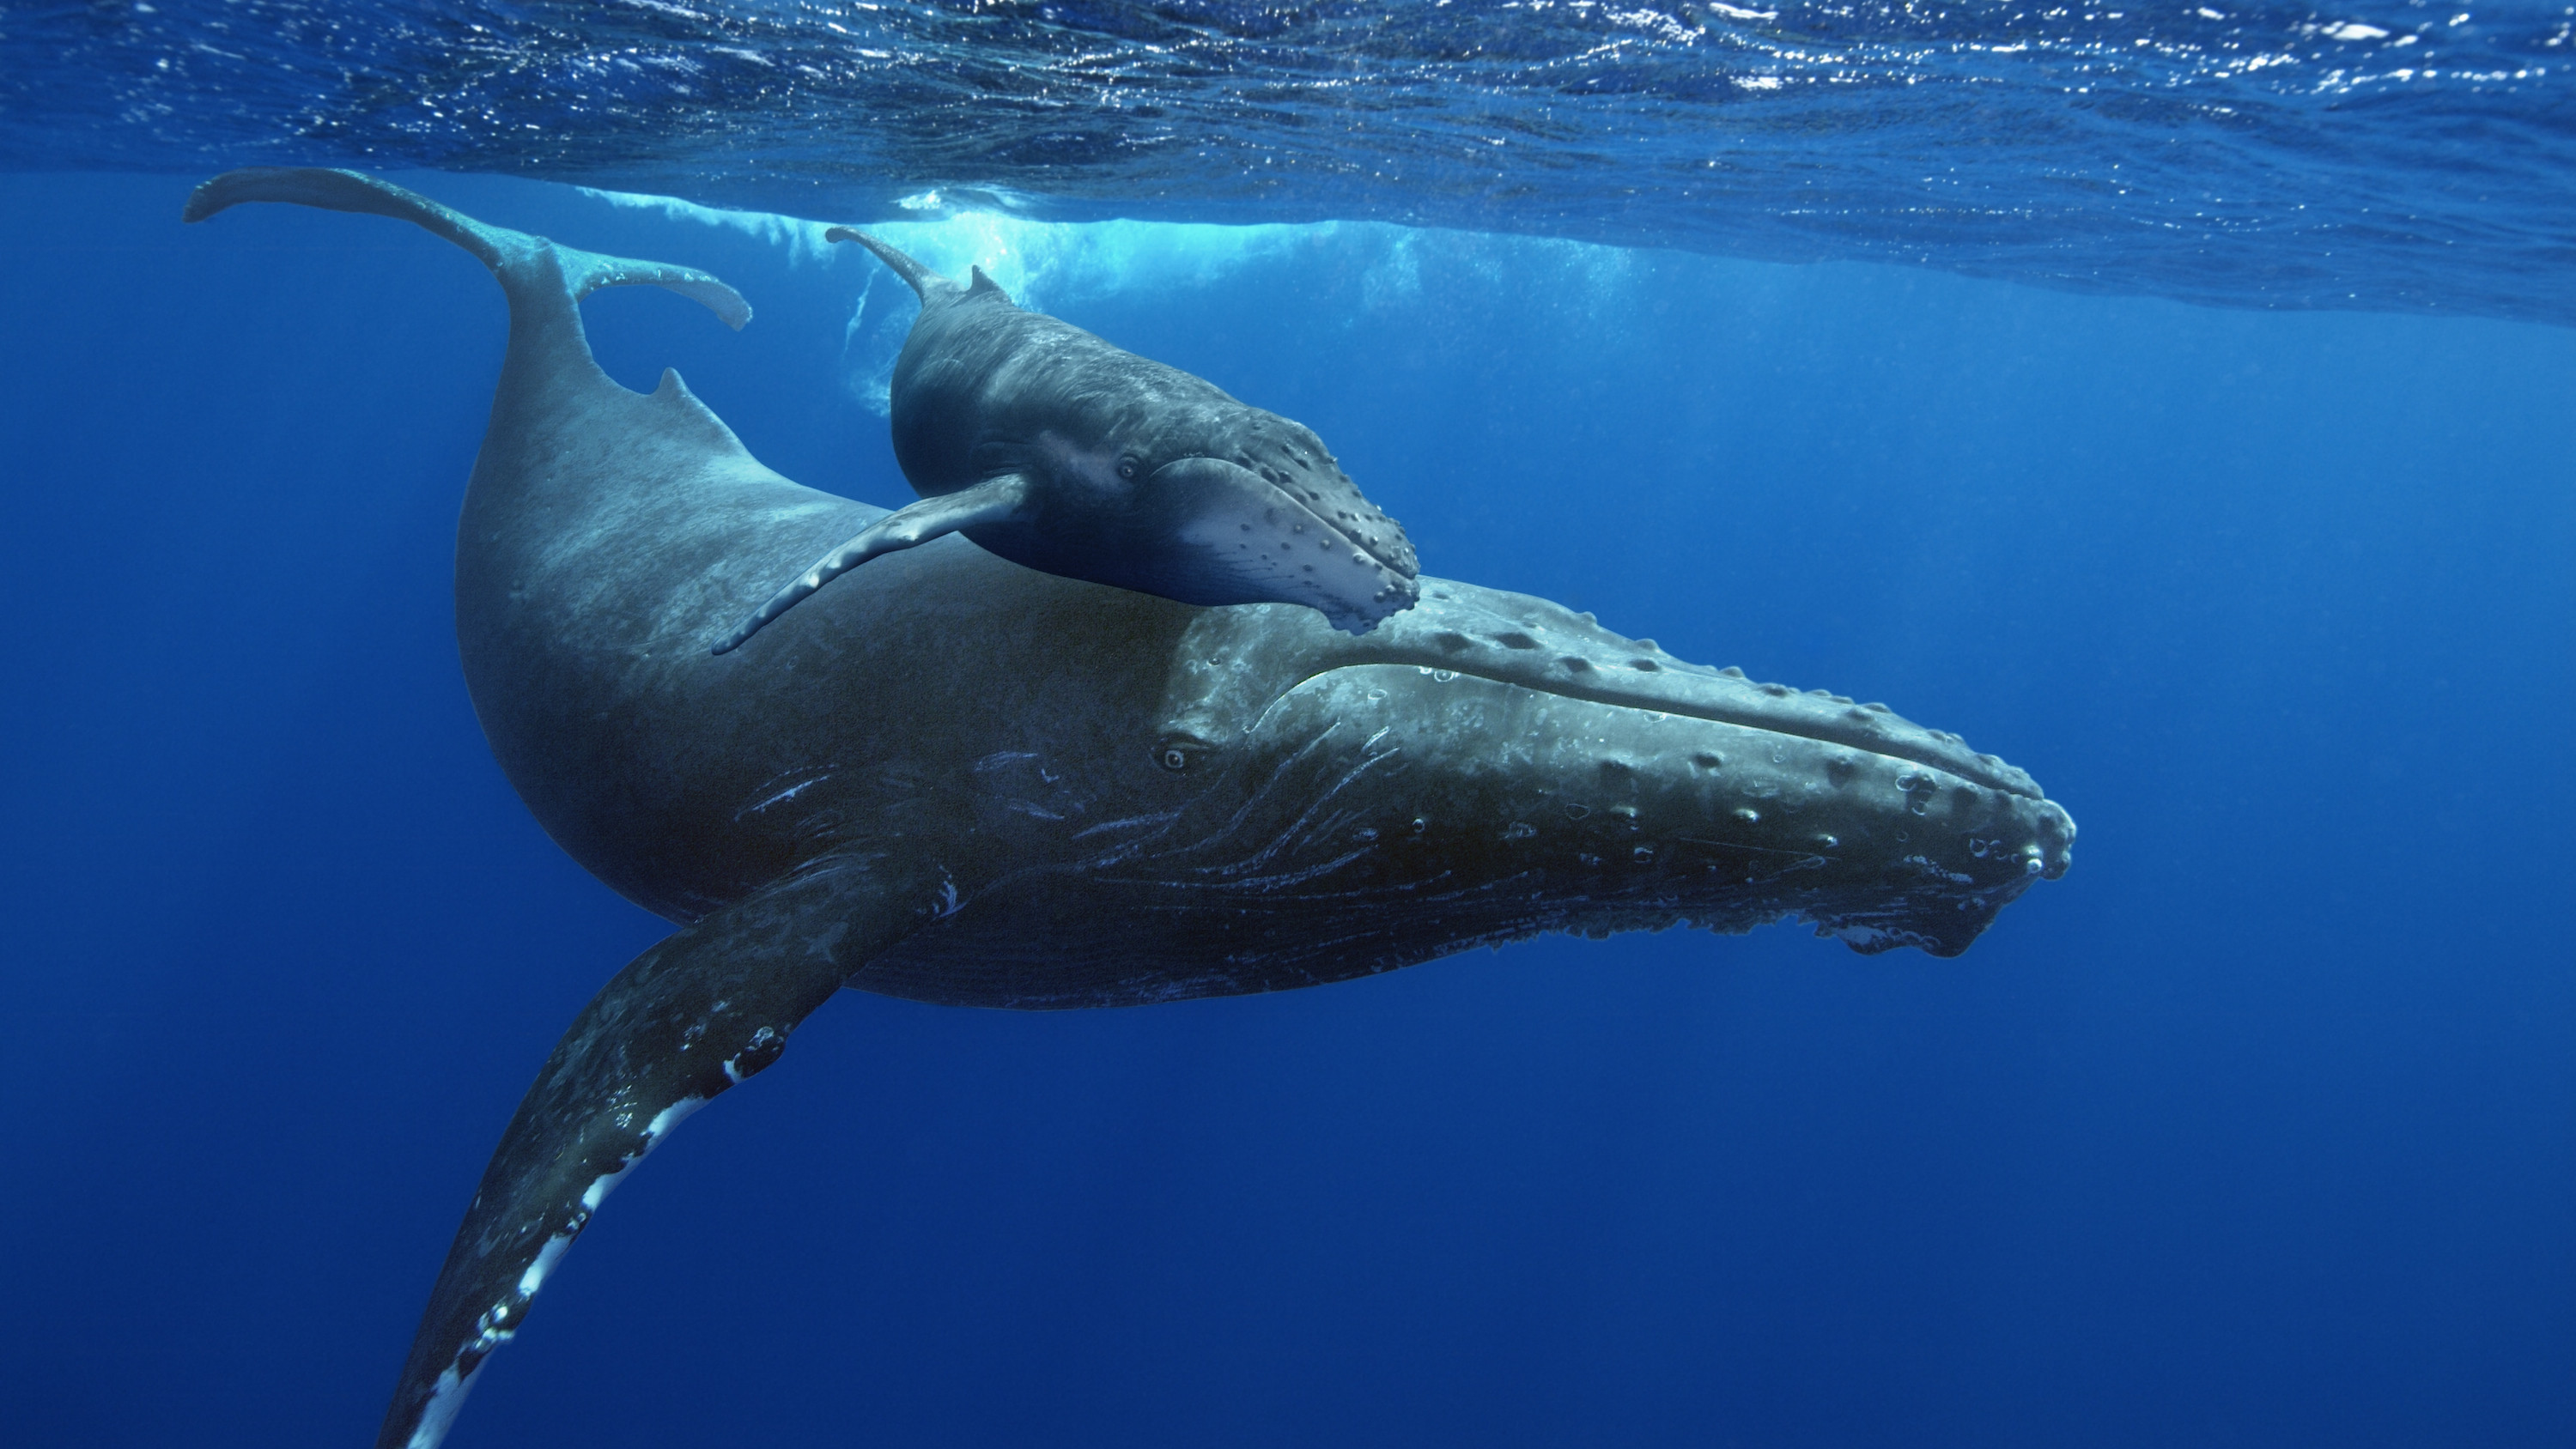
967,265,1010,301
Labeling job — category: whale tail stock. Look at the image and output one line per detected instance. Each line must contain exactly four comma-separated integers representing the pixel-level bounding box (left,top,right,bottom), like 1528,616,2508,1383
181,167,751,330
185,170,901,1449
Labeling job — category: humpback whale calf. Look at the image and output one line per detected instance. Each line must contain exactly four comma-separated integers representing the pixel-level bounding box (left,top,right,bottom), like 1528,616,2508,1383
712,226,1420,653
184,167,2074,1449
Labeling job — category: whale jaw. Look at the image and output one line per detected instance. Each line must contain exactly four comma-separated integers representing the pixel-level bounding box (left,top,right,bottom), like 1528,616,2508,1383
1157,455,1421,634
957,454,1422,635
851,579,2073,1009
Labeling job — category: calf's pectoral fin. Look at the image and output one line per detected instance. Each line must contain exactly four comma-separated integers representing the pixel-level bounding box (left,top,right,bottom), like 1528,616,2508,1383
712,474,1034,654
377,858,938,1449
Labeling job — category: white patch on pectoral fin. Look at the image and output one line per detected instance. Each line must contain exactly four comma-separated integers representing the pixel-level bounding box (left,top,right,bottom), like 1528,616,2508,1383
516,1233,574,1299
392,1082,716,1449
379,864,894,1449
406,1363,483,1449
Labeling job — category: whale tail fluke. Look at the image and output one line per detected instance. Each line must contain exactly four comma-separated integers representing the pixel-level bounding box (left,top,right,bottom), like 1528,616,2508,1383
824,226,963,303
182,167,750,330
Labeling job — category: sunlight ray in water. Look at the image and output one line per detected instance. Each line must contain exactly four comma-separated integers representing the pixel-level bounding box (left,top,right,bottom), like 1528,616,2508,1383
576,182,1631,411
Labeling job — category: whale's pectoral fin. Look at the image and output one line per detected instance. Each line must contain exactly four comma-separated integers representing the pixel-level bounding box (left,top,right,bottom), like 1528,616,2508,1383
378,858,936,1449
712,474,1036,655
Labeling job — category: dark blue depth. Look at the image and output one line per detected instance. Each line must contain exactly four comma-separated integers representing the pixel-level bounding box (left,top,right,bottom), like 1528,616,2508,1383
0,171,2569,1448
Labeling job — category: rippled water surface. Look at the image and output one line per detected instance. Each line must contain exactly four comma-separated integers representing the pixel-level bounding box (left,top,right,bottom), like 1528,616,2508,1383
9,1,2573,320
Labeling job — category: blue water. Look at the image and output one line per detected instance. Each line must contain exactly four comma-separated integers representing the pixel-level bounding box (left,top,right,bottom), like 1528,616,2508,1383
3,10,2573,1448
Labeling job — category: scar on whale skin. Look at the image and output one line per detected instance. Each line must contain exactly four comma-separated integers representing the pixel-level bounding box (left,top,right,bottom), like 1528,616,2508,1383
711,228,1421,654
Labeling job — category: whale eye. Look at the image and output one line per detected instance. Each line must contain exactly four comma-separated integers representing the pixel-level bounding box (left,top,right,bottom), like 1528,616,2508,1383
1158,745,1188,773
1117,456,1139,481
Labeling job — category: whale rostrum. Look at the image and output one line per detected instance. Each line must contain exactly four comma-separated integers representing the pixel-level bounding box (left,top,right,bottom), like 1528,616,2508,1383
712,225,1422,654
183,168,2074,1449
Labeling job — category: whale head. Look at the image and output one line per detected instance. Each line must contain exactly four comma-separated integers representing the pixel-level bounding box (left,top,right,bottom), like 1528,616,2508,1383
1126,403,1421,634
862,573,2074,1008
957,357,1424,634
866,246,1424,634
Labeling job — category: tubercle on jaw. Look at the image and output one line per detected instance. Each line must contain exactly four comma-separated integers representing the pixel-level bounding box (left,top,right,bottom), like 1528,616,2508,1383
1222,427,1417,578
1148,670,2062,954
1387,590,2041,799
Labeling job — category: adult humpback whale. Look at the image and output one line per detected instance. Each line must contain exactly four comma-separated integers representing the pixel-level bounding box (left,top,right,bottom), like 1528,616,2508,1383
713,225,1420,654
183,167,2075,1449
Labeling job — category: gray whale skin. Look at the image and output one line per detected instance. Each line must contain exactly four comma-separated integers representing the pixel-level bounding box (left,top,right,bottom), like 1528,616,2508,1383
714,225,1422,652
183,168,2075,1449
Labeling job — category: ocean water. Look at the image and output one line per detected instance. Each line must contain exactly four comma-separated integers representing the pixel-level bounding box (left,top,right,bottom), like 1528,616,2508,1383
3,7,2573,1449
14,0,2576,321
